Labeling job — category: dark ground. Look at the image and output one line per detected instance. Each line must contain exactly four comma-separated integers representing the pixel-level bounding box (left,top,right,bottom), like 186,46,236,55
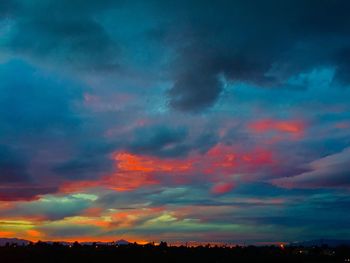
0,242,349,263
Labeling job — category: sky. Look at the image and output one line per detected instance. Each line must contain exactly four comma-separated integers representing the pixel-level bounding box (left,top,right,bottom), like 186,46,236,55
0,0,350,244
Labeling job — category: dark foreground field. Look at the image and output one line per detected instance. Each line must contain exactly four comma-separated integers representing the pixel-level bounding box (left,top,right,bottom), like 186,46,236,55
1,242,349,263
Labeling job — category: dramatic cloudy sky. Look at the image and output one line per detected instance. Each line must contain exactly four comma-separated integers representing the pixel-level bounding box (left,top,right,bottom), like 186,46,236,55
0,0,350,244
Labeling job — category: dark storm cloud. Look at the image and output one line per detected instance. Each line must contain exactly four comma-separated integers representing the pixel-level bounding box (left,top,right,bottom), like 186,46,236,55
3,0,350,111
169,66,223,112
163,0,350,111
9,18,119,71
168,42,279,112
2,0,122,71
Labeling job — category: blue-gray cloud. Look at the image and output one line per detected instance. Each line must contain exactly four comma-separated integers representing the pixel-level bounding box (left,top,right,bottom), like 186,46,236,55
0,60,142,199
126,125,189,157
274,147,350,188
163,0,350,111
0,145,29,184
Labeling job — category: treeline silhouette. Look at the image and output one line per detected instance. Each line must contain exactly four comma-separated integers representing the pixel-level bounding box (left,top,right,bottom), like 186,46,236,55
0,241,349,263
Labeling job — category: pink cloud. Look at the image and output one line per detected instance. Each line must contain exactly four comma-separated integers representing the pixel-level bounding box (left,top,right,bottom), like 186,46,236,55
211,182,235,195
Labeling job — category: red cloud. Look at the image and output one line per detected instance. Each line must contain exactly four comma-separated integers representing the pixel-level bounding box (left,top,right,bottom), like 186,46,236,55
211,182,235,195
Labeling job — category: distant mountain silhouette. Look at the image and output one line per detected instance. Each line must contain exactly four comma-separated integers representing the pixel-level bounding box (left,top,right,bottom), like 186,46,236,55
79,239,130,246
0,238,30,246
290,239,350,247
0,238,131,246
115,239,130,245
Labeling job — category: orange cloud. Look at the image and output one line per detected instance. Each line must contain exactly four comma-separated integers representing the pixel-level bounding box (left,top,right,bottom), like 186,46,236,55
104,172,158,192
0,231,15,238
106,152,194,191
249,119,305,138
61,152,193,192
61,145,275,193
115,152,193,174
26,229,43,239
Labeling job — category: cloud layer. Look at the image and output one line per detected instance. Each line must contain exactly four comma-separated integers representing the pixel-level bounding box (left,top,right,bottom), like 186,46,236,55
0,0,349,243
